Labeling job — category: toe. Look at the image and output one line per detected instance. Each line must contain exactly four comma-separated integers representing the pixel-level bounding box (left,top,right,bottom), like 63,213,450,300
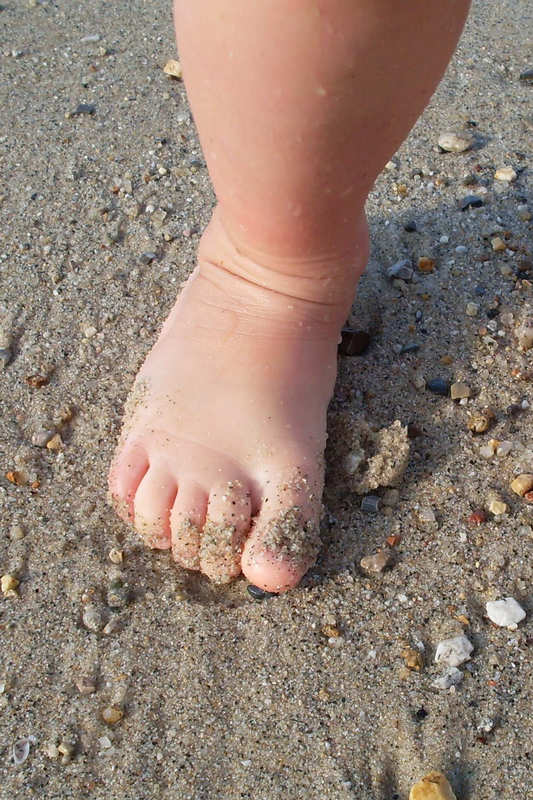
170,482,207,570
200,480,252,583
241,480,322,593
108,442,149,523
133,465,177,549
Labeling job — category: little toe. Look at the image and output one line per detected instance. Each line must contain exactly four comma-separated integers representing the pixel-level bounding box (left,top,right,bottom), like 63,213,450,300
133,465,177,550
170,482,207,570
241,493,322,593
108,442,149,523
200,480,252,583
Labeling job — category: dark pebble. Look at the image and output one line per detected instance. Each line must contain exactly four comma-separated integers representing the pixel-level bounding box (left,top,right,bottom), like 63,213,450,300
72,103,96,116
407,422,423,439
426,378,450,396
338,328,370,356
415,707,428,720
404,221,417,233
507,403,522,417
140,251,158,264
0,347,12,370
400,342,420,354
519,68,533,84
486,307,499,319
461,195,483,211
474,285,486,296
247,584,276,600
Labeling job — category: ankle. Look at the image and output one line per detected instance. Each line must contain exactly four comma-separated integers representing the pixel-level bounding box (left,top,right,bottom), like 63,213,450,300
197,208,369,332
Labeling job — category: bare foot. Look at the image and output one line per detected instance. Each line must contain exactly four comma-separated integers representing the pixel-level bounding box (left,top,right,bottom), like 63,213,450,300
108,211,367,592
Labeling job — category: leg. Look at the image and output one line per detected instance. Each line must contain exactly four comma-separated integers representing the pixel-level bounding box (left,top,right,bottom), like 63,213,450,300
109,0,471,591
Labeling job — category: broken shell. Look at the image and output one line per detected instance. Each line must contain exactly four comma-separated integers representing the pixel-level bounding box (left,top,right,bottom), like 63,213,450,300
486,597,526,628
402,647,424,671
101,705,124,725
360,549,393,574
494,166,517,182
450,382,471,400
467,410,494,434
1,574,19,594
437,131,473,153
163,59,182,78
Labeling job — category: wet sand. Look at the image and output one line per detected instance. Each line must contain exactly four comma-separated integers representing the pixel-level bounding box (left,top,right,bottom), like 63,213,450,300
0,1,531,797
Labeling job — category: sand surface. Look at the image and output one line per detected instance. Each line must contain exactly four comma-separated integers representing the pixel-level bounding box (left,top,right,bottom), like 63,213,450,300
0,1,532,797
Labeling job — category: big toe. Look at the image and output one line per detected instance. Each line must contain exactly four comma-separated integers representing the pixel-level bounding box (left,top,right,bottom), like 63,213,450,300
242,502,322,594
133,464,177,549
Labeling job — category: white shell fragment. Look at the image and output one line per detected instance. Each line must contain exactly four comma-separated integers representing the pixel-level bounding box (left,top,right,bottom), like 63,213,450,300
163,59,182,79
438,131,473,153
13,736,36,766
431,667,464,690
486,597,526,628
494,165,517,182
434,635,473,667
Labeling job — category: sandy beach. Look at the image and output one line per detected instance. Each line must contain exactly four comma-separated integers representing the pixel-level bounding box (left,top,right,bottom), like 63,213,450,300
0,0,531,797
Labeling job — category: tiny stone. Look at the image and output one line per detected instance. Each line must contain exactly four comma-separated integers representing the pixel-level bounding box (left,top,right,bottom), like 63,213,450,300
46,433,63,451
450,382,471,400
465,302,479,317
467,410,494,434
486,598,526,628
409,772,457,800
247,584,276,600
101,705,124,725
468,510,487,525
417,256,435,273
496,440,513,457
163,59,182,78
461,195,483,211
487,496,508,516
437,131,473,153
519,66,533,82
494,166,517,182
12,738,31,766
0,347,12,369
31,428,57,447
103,617,121,636
1,574,19,594
140,251,158,264
82,604,104,632
434,635,473,667
431,667,463,690
479,442,496,459
516,325,533,350
400,342,420,354
338,328,370,356
426,378,450,396
510,473,533,496
382,488,400,507
76,676,96,695
343,449,365,474
404,221,417,232
491,236,506,252
386,259,413,281
9,524,25,541
106,579,129,609
360,495,381,513
71,103,96,116
57,742,74,765
360,549,393,574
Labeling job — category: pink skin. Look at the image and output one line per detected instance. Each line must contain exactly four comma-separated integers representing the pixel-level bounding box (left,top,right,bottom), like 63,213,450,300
108,0,471,592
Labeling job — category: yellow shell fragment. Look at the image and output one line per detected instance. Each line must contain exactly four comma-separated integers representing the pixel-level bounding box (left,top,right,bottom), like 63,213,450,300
409,771,457,800
510,473,533,497
163,59,182,79
1,574,19,595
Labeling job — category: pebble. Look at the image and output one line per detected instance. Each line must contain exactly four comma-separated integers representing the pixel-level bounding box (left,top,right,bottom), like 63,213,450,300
69,103,96,116
163,59,182,79
404,221,417,232
247,584,276,600
386,258,413,281
0,347,12,369
409,771,457,800
468,510,487,525
46,433,63,452
400,343,420,354
76,676,96,695
106,578,129,609
450,382,471,400
486,597,526,628
82,604,104,632
431,666,463,690
426,378,450,396
108,548,124,564
31,428,57,448
382,488,400,507
9,524,25,541
417,257,435,273
510,473,533,496
434,635,473,667
487,496,508,516
360,495,381,513
461,195,483,211
338,327,370,356
491,236,506,252
12,737,35,766
1,574,19,595
437,131,473,153
496,440,512,457
516,325,533,350
465,302,479,317
360,549,393,574
344,449,365,474
101,705,124,725
417,506,436,525
519,68,533,83
494,165,517,182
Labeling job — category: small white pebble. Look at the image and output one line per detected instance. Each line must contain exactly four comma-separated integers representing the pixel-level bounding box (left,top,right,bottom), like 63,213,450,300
435,635,473,667
486,597,526,628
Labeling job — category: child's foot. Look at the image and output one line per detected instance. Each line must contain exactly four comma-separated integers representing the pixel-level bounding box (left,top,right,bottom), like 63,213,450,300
108,211,367,592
